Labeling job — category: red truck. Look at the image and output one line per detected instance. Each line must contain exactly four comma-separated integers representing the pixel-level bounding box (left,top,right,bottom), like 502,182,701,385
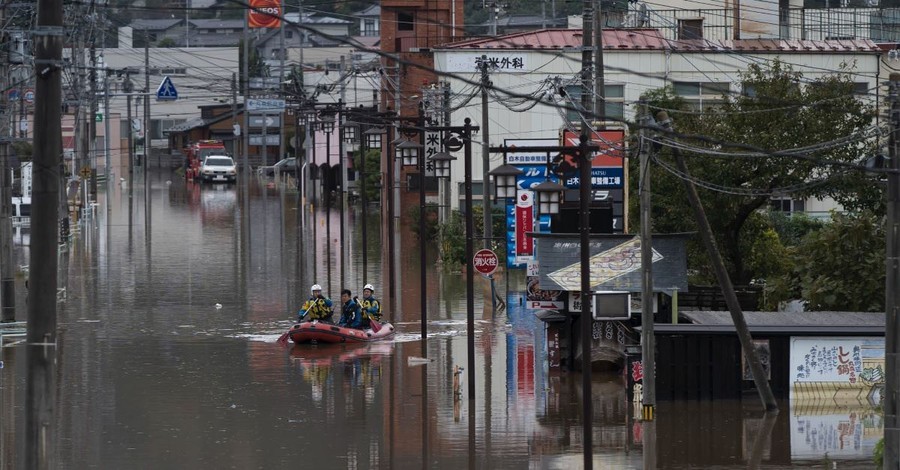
184,140,227,181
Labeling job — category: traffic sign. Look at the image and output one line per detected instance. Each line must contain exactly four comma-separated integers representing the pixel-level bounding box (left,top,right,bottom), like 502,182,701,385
473,249,499,276
246,99,285,111
95,113,103,122
156,76,178,101
23,89,34,103
79,166,91,179
7,89,18,101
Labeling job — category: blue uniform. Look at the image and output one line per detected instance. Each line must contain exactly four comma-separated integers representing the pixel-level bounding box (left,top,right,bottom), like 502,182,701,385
339,297,362,328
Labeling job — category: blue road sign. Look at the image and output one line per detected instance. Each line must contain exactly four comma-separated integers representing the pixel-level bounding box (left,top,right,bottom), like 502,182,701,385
156,76,178,101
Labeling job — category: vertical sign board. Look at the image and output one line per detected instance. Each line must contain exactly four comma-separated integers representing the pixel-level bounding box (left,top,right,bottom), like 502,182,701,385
504,138,559,268
423,131,439,177
514,189,534,263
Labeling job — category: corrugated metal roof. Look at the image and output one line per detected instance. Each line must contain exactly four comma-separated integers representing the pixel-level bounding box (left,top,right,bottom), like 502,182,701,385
682,310,884,327
439,28,880,53
129,19,183,31
671,38,881,52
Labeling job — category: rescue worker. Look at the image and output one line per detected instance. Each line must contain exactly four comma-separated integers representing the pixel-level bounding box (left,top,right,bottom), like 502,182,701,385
360,284,382,328
338,289,362,329
298,284,334,323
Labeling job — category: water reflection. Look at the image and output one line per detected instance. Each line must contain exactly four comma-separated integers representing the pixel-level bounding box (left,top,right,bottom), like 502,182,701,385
0,169,885,469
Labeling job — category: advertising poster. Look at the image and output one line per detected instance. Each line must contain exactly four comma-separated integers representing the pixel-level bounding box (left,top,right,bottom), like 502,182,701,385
789,337,885,405
525,260,564,310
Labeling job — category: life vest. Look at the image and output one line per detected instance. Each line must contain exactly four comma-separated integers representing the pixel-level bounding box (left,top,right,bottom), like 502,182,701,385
361,297,382,320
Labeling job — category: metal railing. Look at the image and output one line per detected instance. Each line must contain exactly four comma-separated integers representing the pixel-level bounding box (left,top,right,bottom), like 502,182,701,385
638,6,900,42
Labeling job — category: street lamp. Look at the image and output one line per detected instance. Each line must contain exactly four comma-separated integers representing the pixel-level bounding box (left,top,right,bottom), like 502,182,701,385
488,164,523,201
534,180,565,215
364,127,384,151
395,139,422,168
429,151,456,180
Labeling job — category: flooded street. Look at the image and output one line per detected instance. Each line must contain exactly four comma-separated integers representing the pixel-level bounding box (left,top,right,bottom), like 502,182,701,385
0,169,882,468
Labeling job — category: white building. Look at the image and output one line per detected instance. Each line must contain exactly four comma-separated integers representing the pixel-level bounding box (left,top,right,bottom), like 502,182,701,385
433,28,880,217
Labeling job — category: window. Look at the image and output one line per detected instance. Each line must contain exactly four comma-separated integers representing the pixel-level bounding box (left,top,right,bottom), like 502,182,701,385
363,19,377,36
398,12,414,31
673,81,730,110
564,84,626,123
853,82,870,96
160,67,187,75
152,119,185,139
285,30,293,39
770,198,805,213
677,19,703,40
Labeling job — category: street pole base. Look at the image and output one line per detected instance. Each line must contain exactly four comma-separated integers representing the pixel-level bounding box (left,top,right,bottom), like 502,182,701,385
642,404,655,421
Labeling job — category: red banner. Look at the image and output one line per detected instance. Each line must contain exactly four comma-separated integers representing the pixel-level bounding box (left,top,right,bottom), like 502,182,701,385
248,0,282,28
515,190,534,258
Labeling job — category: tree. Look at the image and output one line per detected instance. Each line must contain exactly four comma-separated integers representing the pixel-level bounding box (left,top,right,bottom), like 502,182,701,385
634,60,877,285
238,38,268,89
768,212,885,311
157,37,178,48
351,148,381,203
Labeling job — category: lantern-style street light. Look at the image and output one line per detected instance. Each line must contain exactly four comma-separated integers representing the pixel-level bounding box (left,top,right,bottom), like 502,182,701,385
488,164,523,201
395,139,422,168
534,180,566,215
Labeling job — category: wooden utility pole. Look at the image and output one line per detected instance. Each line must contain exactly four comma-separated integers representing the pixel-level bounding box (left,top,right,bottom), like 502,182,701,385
26,0,64,464
656,111,777,411
883,72,900,470
639,101,655,414
580,0,594,467
144,29,150,181
0,6,15,323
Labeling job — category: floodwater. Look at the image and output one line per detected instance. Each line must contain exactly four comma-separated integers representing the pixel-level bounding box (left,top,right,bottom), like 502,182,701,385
0,168,882,469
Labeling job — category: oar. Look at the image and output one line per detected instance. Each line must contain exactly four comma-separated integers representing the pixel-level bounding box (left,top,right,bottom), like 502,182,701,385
277,326,292,345
369,317,382,333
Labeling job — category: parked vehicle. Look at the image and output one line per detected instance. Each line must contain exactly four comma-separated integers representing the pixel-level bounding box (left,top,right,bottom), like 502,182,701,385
200,155,237,183
185,140,227,181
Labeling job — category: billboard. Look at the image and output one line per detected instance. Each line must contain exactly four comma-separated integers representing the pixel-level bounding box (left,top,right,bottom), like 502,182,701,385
248,0,282,28
789,336,885,405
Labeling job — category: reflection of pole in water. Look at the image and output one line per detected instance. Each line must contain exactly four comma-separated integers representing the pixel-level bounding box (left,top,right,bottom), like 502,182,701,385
421,360,428,470
746,411,778,470
1,348,16,467
642,419,656,469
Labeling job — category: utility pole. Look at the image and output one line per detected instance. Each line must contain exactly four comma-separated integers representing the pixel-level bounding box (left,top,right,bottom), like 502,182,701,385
339,57,347,290
89,26,98,196
144,29,150,182
656,111,778,411
27,0,64,464
232,72,238,159
443,81,451,223
593,0,604,121
580,0,595,467
884,72,900,470
478,57,499,308
639,101,655,415
0,8,14,323
104,73,111,213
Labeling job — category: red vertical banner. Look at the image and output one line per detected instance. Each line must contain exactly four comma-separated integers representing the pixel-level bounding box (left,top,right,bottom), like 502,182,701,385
248,0,282,28
515,189,534,259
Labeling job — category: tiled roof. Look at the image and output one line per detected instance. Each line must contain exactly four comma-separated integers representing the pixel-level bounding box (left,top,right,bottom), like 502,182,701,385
357,4,380,17
189,19,245,30
440,28,881,53
129,19,183,31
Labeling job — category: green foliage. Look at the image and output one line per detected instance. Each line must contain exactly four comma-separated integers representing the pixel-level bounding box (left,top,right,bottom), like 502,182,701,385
438,206,508,267
157,37,178,48
408,203,440,241
875,437,884,468
768,212,885,311
238,38,268,88
632,60,877,285
768,211,825,246
351,149,381,203
11,141,31,160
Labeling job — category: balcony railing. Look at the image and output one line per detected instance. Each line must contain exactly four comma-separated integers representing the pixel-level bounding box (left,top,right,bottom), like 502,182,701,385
634,6,900,42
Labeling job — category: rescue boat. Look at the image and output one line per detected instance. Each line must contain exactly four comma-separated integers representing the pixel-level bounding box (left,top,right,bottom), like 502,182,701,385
287,320,395,344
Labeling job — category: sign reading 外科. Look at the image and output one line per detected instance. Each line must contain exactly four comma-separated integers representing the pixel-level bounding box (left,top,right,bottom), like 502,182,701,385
445,53,530,73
